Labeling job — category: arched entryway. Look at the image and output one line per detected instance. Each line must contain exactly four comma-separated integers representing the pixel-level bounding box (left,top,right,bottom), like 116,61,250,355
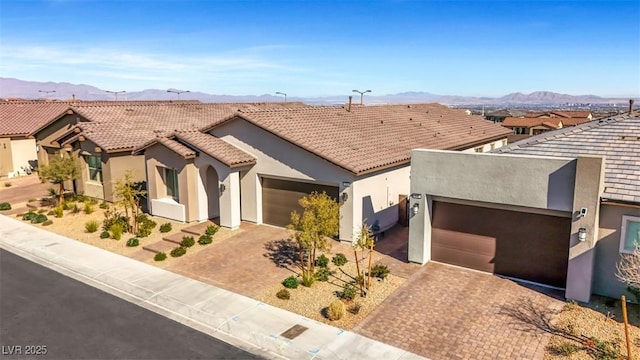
205,165,220,219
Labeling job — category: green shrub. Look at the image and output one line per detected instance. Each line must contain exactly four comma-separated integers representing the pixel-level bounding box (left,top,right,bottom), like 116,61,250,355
198,234,212,245
315,268,331,282
103,208,129,232
110,224,123,240
276,289,291,300
339,284,357,300
61,201,72,210
71,203,81,214
181,236,195,248
347,302,361,315
47,187,57,197
301,272,315,287
42,220,54,226
327,300,345,321
170,246,187,257
154,252,167,261
159,223,172,233
31,214,48,224
75,194,87,203
332,253,348,267
370,264,390,280
547,341,579,356
85,220,100,233
282,276,298,289
205,224,219,236
53,206,64,218
100,231,110,239
22,211,37,221
315,254,330,268
126,238,139,247
84,202,94,214
0,202,11,211
99,201,109,209
135,214,156,238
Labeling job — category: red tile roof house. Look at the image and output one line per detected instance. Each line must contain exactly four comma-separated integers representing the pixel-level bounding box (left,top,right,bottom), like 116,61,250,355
0,102,70,177
130,103,511,241
407,109,639,302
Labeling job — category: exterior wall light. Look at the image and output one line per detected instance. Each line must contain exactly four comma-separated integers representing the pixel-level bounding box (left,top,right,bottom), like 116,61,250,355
578,228,587,242
342,181,351,187
219,183,226,193
410,193,422,199
341,192,348,202
412,203,420,216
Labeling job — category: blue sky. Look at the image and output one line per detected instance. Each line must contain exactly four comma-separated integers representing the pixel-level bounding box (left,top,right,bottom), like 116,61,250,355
1,0,638,97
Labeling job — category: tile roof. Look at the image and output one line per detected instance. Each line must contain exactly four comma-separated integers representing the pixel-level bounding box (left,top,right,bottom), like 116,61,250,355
495,110,640,204
70,102,310,152
209,103,512,175
502,117,563,128
0,102,70,136
174,130,256,167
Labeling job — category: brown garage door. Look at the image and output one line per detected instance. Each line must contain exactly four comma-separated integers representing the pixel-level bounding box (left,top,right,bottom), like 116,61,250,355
262,178,339,227
431,201,570,288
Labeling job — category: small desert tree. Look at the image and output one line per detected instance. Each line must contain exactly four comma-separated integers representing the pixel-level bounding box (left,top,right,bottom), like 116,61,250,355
113,171,147,233
617,242,640,299
353,222,375,296
39,150,81,205
287,192,339,283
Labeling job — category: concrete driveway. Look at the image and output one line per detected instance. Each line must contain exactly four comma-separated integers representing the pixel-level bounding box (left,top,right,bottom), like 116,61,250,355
354,262,565,360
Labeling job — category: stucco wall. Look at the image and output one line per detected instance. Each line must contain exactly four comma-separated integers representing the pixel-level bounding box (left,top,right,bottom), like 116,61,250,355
0,138,13,177
410,149,577,212
352,166,410,238
461,138,508,153
102,152,146,202
593,204,640,298
9,138,37,175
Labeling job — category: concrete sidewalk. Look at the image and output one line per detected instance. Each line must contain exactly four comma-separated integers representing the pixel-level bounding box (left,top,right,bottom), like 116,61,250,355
0,215,424,360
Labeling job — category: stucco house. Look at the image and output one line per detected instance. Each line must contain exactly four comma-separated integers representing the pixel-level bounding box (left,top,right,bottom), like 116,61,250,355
133,103,511,242
0,102,70,177
407,109,639,303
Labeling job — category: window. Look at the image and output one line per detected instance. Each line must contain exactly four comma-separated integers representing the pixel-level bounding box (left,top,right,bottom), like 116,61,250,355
474,146,483,153
490,143,495,150
620,215,640,254
86,155,103,183
164,168,179,202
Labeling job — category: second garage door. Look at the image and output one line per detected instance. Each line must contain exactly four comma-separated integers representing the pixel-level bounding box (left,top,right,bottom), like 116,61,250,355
262,178,339,227
431,201,571,288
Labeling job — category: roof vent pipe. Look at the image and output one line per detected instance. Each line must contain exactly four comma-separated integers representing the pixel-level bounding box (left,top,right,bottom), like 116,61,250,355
629,99,635,114
348,96,352,112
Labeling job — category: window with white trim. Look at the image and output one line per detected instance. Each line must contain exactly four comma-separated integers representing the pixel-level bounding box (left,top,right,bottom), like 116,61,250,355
620,215,640,254
85,155,103,183
164,168,179,202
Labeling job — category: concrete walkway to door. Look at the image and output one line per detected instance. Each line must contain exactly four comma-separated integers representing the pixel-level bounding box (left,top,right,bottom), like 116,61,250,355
354,262,565,360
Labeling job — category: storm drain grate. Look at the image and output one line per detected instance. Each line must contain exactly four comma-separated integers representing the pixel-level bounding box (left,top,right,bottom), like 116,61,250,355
280,324,308,340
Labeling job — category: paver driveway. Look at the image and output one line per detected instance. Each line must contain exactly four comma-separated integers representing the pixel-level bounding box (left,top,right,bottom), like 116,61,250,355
354,262,566,360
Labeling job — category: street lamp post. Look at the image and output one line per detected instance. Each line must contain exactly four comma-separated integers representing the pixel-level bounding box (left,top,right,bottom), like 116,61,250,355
38,90,56,99
352,89,372,105
275,92,287,102
167,89,190,100
106,90,126,101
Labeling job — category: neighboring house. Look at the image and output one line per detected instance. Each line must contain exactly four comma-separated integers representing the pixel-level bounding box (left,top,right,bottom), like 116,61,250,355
133,103,512,242
502,116,563,136
0,102,70,177
407,110,640,303
525,110,593,126
484,109,527,123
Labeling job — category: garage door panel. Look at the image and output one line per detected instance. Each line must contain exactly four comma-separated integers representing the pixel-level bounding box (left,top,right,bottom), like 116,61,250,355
262,178,338,227
431,201,570,288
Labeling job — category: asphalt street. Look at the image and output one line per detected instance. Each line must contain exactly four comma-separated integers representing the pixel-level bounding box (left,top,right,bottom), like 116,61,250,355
0,249,263,360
